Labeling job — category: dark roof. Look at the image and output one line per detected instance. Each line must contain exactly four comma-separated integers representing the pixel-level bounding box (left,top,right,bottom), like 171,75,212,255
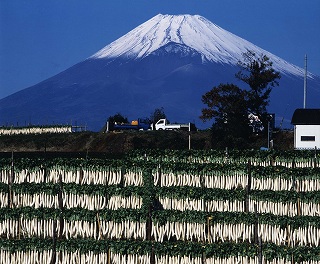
291,108,320,125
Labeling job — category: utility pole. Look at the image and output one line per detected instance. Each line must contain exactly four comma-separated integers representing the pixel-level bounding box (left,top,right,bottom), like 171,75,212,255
303,54,307,108
188,123,191,150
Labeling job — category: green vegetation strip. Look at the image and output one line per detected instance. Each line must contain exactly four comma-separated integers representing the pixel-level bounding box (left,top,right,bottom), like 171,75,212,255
0,207,146,222
157,186,320,203
128,149,320,163
0,149,319,172
252,166,320,180
155,186,245,200
152,210,320,229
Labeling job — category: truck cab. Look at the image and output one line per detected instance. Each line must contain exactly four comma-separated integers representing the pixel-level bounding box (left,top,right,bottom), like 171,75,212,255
154,118,190,131
154,119,167,130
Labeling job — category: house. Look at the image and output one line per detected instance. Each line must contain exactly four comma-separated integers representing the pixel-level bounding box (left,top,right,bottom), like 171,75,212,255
291,109,320,149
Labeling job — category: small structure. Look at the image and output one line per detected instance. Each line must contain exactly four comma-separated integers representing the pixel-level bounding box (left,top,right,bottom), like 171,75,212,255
291,108,320,149
0,125,73,135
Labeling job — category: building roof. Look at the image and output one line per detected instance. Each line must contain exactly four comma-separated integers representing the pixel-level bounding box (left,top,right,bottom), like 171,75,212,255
291,108,320,125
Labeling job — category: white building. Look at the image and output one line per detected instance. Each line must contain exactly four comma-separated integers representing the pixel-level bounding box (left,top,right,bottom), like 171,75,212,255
291,109,320,149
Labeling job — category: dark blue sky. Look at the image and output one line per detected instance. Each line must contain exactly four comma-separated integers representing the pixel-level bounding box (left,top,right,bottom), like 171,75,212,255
1,0,319,99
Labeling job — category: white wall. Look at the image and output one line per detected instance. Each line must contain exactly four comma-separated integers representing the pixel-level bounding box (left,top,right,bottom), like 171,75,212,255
294,125,320,149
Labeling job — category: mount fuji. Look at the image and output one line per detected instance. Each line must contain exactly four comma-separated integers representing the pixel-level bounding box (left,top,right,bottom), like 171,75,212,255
1,14,319,130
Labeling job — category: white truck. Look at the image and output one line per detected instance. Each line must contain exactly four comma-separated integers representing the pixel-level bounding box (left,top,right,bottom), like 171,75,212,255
154,118,190,131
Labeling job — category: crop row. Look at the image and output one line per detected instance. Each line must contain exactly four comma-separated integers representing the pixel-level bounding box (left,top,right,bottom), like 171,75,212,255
2,166,320,192
2,250,320,264
2,182,320,202
1,239,320,263
1,208,320,246
158,197,320,217
1,154,320,174
0,169,143,186
1,192,320,217
1,182,320,216
128,149,320,166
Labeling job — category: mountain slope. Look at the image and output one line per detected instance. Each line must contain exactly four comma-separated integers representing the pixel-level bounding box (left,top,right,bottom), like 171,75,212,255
0,14,319,131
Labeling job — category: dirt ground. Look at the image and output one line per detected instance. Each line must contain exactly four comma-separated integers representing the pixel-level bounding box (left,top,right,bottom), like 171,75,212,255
0,129,294,154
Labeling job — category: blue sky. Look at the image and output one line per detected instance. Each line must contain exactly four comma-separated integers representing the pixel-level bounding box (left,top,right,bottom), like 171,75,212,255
0,0,319,99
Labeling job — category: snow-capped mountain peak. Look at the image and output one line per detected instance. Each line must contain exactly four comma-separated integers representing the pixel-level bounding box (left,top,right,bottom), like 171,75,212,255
91,14,305,77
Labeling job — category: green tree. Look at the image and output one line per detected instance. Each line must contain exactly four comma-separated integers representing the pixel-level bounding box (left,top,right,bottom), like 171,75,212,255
236,51,281,127
107,113,128,124
200,83,251,148
150,107,167,124
200,51,281,148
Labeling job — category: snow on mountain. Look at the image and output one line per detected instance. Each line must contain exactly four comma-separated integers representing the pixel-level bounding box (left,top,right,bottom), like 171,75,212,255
92,14,307,78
